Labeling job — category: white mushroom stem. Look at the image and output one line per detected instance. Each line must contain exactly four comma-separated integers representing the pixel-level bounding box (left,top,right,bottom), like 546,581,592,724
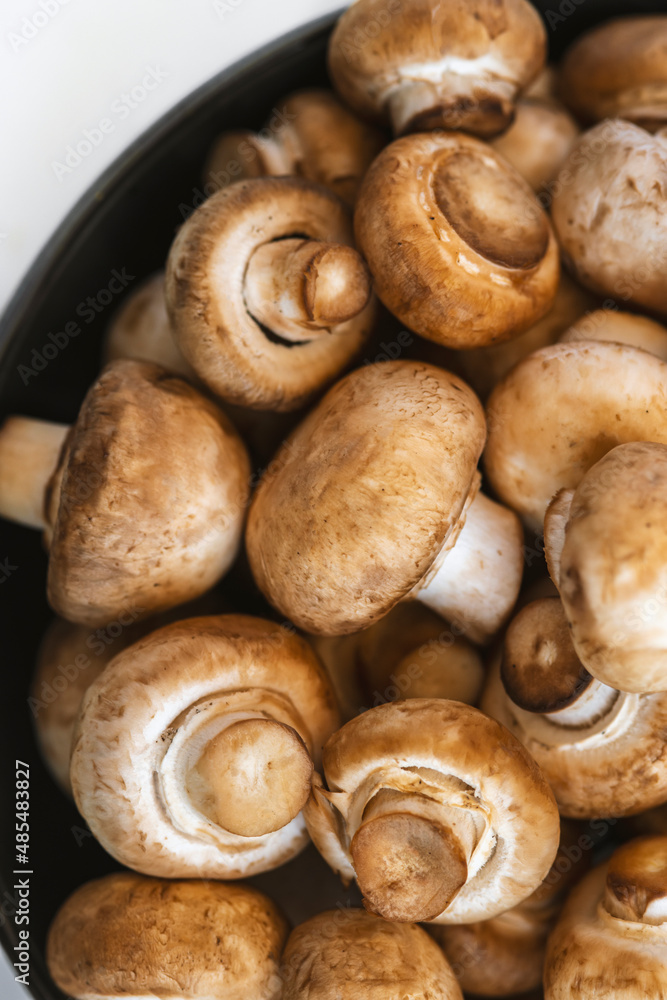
386,74,515,136
0,417,69,529
545,677,619,728
244,238,371,342
412,490,523,645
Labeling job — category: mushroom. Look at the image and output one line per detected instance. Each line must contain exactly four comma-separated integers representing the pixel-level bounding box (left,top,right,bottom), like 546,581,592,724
328,0,546,138
558,16,667,130
0,359,250,625
281,908,463,999
559,308,667,360
246,360,524,644
490,97,580,192
310,603,485,722
431,820,588,997
47,871,288,1000
551,120,667,316
543,442,667,694
543,837,667,999
204,89,385,206
70,614,340,878
481,597,667,818
354,132,560,348
165,177,376,411
304,699,560,923
484,340,667,530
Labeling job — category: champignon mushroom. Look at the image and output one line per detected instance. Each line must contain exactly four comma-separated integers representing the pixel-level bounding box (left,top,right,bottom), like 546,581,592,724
482,597,667,818
551,120,667,316
165,177,375,411
559,308,667,360
328,0,546,138
544,836,667,999
47,871,288,1000
0,359,250,625
247,361,524,644
310,603,485,722
490,97,580,192
484,340,667,530
558,16,667,130
281,908,463,999
543,442,667,694
431,819,588,997
204,89,385,206
304,699,560,924
354,132,559,348
71,614,340,878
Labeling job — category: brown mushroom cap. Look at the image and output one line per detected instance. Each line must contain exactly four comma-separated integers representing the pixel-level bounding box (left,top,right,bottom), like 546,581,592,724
165,176,376,411
354,132,559,349
560,308,667,361
559,16,667,130
45,359,250,625
46,872,288,1000
551,120,667,316
491,97,580,191
246,361,486,635
281,908,463,999
328,0,546,138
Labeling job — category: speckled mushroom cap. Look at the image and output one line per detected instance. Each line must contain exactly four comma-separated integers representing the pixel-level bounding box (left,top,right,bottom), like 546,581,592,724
304,699,560,924
354,132,559,348
558,16,667,130
165,176,376,411
328,0,546,138
551,120,667,316
281,908,463,999
46,871,288,1000
544,442,667,694
482,597,667,819
70,614,340,879
560,308,667,360
544,837,667,999
246,361,486,635
484,341,667,530
46,359,250,625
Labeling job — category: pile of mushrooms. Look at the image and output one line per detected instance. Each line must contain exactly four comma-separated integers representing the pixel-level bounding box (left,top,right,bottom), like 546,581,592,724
3,2,667,997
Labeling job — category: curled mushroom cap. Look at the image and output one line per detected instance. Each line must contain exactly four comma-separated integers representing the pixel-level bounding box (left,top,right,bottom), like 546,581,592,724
166,176,375,411
484,340,667,530
544,442,667,694
247,361,523,644
281,908,462,999
544,837,667,999
354,132,559,349
47,871,287,1000
0,360,249,625
551,120,667,316
490,97,580,191
559,16,667,130
482,597,667,818
305,699,559,924
328,0,546,138
560,308,667,360
204,89,385,206
71,614,340,878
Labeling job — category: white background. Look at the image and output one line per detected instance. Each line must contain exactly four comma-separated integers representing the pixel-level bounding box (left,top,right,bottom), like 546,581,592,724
0,1,339,995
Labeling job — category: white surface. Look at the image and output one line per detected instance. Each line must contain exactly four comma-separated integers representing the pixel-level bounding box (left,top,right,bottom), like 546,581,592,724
0,2,340,995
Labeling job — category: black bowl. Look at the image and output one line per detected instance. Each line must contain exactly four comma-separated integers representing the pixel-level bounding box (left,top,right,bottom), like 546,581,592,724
0,4,664,997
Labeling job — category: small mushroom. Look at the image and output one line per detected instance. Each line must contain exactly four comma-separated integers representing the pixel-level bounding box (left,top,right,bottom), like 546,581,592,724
482,597,667,818
71,614,340,878
559,308,667,360
551,120,667,316
354,132,559,348
544,837,667,999
310,603,485,722
281,908,463,999
544,442,667,694
484,340,667,530
559,16,667,130
47,871,288,1000
0,360,250,625
304,699,560,923
204,89,385,205
247,361,524,644
328,0,546,138
490,96,580,191
165,177,375,410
